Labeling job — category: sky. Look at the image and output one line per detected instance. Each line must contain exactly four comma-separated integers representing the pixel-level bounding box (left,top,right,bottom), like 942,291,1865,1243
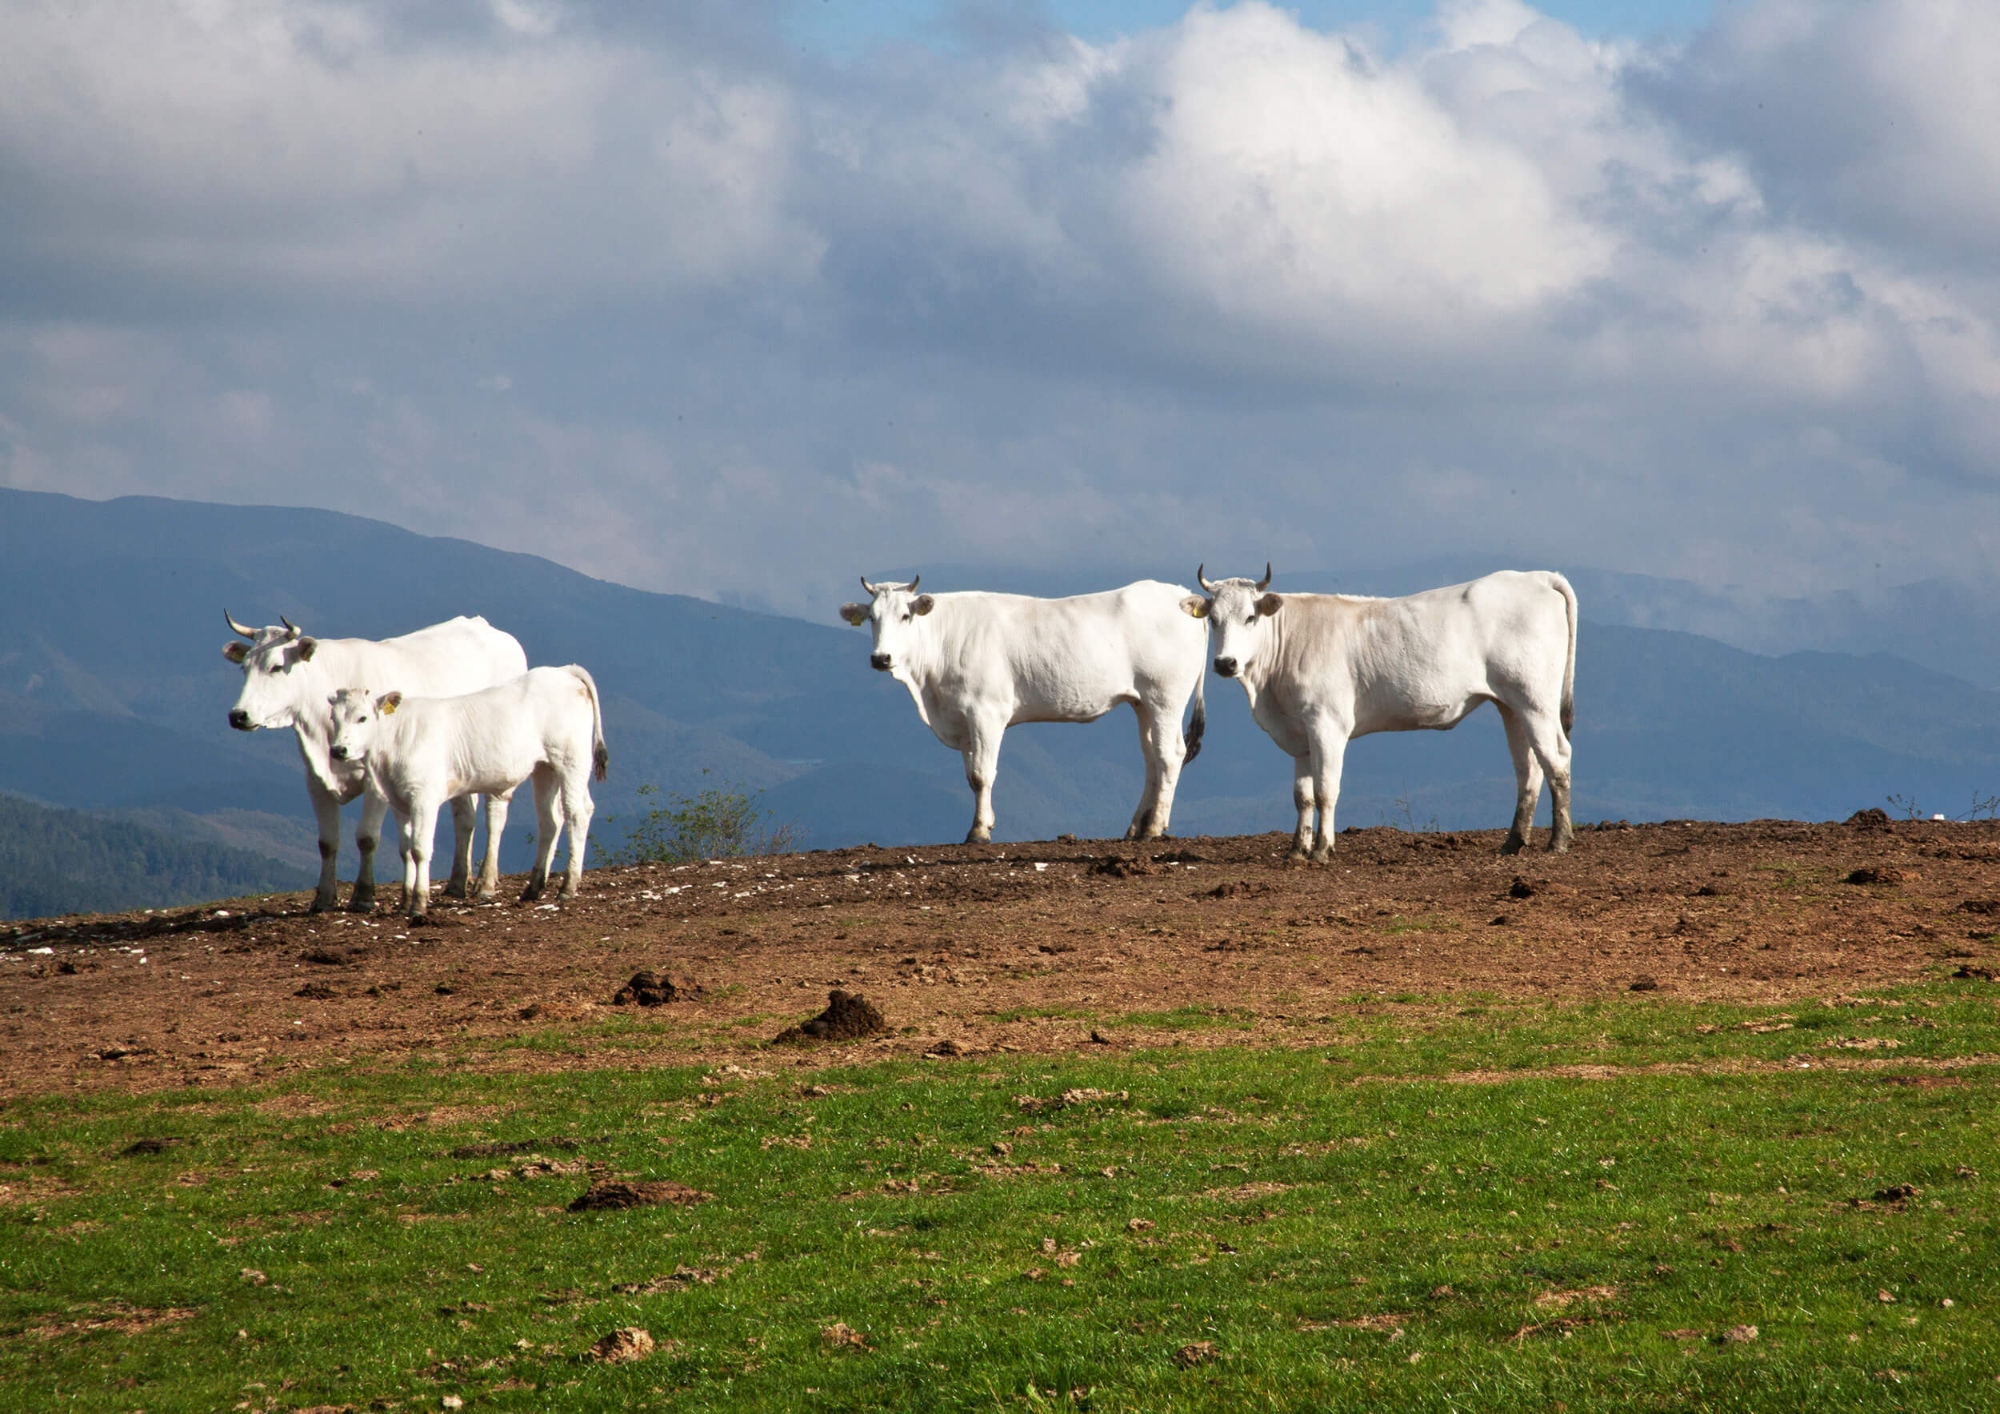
3,0,1998,621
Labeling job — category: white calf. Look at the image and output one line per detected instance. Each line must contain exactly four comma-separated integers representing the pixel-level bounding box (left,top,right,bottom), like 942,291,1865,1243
328,666,608,917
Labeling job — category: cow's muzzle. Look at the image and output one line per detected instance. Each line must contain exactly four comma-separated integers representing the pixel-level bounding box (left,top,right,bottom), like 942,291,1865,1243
329,745,349,761
870,653,893,672
228,709,254,731
1213,656,1239,678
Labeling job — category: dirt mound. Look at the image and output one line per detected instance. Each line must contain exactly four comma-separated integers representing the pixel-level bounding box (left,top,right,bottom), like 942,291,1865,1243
299,947,351,966
773,990,886,1044
1956,899,2000,915
1091,856,1155,878
568,1180,712,1212
590,1327,656,1363
1847,808,1893,829
450,1137,600,1159
610,971,686,1007
119,1137,183,1156
294,982,336,1000
1845,866,1907,885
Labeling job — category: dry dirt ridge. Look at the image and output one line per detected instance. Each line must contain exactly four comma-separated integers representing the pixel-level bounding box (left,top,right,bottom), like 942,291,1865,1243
3,817,1998,1099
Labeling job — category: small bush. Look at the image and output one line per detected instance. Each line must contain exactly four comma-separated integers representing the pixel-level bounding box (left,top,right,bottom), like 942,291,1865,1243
607,779,796,864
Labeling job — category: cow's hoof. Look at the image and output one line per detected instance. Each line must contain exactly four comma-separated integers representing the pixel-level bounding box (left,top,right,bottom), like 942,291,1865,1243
346,891,376,915
474,889,499,903
441,880,469,901
1499,833,1527,856
1548,836,1573,855
309,895,338,915
964,830,992,845
1284,850,1311,868
1309,846,1335,865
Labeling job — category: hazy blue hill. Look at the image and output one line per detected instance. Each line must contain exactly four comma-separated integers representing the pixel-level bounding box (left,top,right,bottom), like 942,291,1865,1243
0,791,308,921
3,487,1998,916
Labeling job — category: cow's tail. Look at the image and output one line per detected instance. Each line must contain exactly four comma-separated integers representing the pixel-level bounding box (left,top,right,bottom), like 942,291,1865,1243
1183,640,1207,765
1551,572,1577,739
567,664,609,781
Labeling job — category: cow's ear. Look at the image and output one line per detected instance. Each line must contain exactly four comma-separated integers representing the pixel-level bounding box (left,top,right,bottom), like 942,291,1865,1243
839,603,869,626
912,594,935,616
223,641,249,663
1257,593,1283,617
1180,595,1210,620
297,636,318,661
377,691,402,715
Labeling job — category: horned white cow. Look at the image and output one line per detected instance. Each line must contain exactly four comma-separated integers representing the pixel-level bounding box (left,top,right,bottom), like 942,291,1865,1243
326,666,608,919
1188,567,1577,862
840,577,1208,843
223,613,527,912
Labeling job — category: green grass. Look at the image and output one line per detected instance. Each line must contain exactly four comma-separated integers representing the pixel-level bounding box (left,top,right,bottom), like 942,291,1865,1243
3,987,1998,1411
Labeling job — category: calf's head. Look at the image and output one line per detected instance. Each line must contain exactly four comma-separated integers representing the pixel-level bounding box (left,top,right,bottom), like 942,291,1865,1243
839,576,934,674
1182,564,1279,679
222,610,322,731
326,688,401,763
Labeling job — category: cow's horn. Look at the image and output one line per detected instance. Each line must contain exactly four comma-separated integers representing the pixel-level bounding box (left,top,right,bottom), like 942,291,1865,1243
1256,563,1272,592
280,614,300,638
860,575,878,596
225,609,256,639
907,574,919,594
1197,564,1217,594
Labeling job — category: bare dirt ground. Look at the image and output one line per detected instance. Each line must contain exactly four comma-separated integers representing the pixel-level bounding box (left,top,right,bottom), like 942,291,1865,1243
5,817,1999,1101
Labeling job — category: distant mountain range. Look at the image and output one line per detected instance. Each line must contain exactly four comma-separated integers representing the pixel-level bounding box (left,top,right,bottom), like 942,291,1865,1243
4,487,1998,918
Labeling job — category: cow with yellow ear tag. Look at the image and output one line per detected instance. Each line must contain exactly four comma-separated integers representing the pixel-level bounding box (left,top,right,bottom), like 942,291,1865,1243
328,666,608,919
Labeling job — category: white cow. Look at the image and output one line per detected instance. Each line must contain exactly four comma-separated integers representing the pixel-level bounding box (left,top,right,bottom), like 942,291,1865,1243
223,612,527,912
1188,567,1577,862
326,666,608,919
839,577,1208,843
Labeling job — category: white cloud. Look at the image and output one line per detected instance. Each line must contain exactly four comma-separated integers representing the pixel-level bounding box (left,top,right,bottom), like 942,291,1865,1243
0,0,815,304
2,0,2000,616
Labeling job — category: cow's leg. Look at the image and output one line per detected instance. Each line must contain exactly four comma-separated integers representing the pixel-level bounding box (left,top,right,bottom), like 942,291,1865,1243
1126,700,1184,840
961,719,1004,845
349,790,387,913
559,771,594,900
521,764,562,902
1306,729,1348,864
307,775,343,913
405,797,440,919
398,812,418,911
1498,704,1545,855
441,795,477,900
1286,756,1315,863
476,790,513,900
1526,710,1574,854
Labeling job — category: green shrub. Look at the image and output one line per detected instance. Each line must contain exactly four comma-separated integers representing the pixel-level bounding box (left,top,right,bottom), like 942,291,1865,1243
607,777,796,864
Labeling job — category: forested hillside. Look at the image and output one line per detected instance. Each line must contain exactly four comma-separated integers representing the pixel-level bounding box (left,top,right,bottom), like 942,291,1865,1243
0,792,307,921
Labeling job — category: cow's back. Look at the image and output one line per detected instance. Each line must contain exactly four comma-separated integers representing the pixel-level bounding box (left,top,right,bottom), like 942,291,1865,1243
325,617,527,699
948,582,1199,710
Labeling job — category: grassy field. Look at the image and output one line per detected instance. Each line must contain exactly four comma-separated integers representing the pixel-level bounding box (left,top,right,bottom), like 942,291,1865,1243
3,987,1996,1412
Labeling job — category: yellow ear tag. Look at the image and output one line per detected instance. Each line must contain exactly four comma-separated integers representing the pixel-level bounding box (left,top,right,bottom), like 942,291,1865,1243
381,699,397,715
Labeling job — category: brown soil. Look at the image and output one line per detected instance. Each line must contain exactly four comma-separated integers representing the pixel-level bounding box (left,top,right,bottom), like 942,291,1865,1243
4,818,2000,1100
569,1180,712,1212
